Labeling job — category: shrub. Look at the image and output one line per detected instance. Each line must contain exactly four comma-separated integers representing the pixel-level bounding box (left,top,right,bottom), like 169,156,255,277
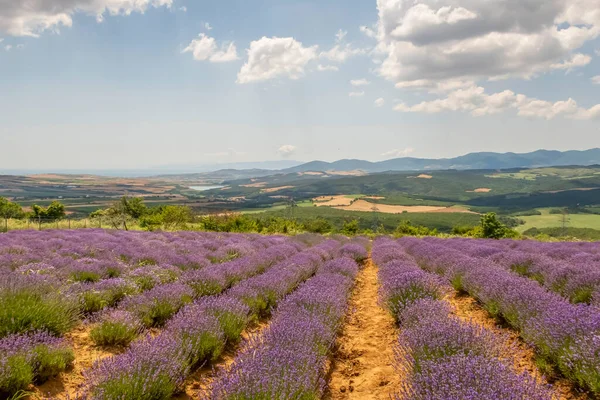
0,332,74,397
0,278,79,337
90,311,143,347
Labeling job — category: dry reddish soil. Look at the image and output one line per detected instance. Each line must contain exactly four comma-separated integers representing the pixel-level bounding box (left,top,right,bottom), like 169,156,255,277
326,257,400,400
325,170,368,177
335,200,475,214
240,182,267,188
447,293,589,400
260,186,295,193
466,188,492,193
31,325,121,399
314,195,356,207
407,174,433,179
177,321,271,400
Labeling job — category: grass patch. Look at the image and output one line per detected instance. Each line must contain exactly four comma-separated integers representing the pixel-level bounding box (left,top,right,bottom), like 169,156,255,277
0,288,79,338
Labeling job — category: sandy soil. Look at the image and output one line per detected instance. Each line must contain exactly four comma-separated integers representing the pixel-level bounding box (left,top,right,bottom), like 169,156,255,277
326,257,400,400
314,195,356,207
408,174,433,179
260,186,295,193
335,200,474,214
363,196,385,200
326,170,368,177
240,182,267,188
31,325,121,399
466,188,492,193
176,321,271,400
447,293,589,400
299,172,325,176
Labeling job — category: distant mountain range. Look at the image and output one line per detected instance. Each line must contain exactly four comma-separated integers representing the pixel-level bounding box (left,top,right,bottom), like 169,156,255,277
279,149,600,174
4,149,599,179
156,148,600,182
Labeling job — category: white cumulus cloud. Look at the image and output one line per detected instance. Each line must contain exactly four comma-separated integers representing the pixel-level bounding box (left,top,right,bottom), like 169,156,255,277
237,37,318,84
317,64,339,72
360,25,377,38
591,75,600,85
277,145,297,157
335,29,347,42
374,98,386,107
182,34,239,63
394,84,600,120
382,148,415,158
351,79,371,86
372,0,600,89
320,44,366,63
0,0,173,37
349,91,365,97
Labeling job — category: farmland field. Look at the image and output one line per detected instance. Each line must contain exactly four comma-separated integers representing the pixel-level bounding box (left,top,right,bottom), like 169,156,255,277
516,209,600,232
1,230,599,399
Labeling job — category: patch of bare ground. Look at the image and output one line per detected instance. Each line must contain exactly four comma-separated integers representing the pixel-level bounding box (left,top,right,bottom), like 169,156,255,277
336,200,476,214
326,257,400,400
446,292,589,400
30,324,121,399
260,186,295,193
314,195,356,207
240,182,267,188
176,321,271,400
325,170,368,177
466,188,492,193
408,174,433,179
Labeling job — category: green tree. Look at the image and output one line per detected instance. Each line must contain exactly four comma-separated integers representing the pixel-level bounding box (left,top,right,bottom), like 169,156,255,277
395,220,437,237
31,201,66,220
0,197,25,219
122,197,147,219
341,219,360,236
302,217,333,234
140,206,193,231
480,212,517,239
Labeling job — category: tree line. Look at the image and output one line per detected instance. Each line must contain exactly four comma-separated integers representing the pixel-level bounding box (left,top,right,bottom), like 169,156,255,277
0,196,517,239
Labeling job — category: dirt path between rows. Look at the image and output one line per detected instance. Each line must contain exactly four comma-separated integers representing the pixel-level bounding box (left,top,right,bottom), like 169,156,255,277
447,293,589,400
174,321,270,399
326,257,400,399
31,324,122,399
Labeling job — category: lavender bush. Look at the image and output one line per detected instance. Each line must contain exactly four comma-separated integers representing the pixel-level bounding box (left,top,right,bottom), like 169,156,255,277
373,240,552,400
0,331,74,396
400,236,600,395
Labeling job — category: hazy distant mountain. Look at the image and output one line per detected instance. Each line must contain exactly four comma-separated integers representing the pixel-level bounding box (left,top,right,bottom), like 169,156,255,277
281,149,600,174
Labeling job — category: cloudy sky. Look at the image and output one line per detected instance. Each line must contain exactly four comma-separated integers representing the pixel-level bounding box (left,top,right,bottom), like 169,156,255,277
1,0,599,170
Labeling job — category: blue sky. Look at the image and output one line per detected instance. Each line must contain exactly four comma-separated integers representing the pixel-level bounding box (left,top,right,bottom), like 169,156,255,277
1,0,599,170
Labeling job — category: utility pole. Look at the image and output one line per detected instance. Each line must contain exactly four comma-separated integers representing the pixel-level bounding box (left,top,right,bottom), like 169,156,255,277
371,203,380,232
562,207,569,237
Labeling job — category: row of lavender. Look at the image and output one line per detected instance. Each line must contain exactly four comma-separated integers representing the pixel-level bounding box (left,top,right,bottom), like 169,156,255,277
84,241,368,399
208,254,364,399
0,230,335,397
373,238,552,399
1,230,307,338
400,237,600,395
434,237,600,305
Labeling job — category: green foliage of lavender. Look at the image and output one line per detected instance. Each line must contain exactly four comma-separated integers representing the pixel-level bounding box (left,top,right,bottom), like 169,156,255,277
0,277,79,338
0,332,74,397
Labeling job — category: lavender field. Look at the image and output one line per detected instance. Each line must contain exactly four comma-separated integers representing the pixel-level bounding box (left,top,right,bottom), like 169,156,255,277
1,229,599,399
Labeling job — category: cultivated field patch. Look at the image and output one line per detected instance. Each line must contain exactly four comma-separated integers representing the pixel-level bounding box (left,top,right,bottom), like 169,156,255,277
335,199,474,214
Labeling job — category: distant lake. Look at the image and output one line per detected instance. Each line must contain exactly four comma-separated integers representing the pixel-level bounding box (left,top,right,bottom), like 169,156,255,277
189,185,225,191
